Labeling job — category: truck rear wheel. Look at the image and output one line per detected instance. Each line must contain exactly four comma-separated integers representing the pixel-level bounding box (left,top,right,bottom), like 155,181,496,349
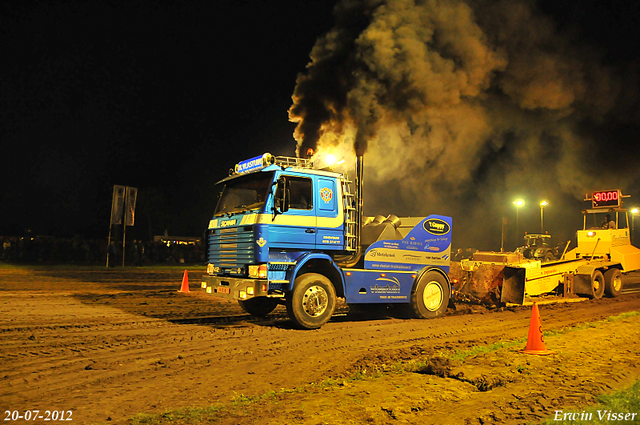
286,273,336,329
408,271,450,319
604,269,623,297
238,297,279,317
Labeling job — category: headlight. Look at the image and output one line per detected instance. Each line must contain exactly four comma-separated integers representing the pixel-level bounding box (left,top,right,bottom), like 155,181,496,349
587,231,596,238
248,264,268,279
207,263,221,275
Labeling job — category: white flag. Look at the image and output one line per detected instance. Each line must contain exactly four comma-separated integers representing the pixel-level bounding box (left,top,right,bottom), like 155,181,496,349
125,187,138,226
110,185,125,225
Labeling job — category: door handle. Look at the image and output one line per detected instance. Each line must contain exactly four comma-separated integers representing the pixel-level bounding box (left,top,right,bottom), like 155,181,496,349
305,229,316,234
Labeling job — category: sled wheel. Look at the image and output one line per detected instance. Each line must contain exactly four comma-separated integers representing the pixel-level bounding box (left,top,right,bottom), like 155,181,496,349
408,271,450,319
238,297,279,317
604,268,623,297
286,273,336,329
591,270,605,299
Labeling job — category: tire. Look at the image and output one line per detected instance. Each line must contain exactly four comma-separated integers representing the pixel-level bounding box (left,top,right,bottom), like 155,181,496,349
591,270,605,299
543,251,556,262
604,268,623,297
407,271,450,319
238,297,279,317
286,273,336,329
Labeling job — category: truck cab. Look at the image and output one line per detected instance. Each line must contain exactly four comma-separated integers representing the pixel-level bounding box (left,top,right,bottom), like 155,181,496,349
201,153,453,329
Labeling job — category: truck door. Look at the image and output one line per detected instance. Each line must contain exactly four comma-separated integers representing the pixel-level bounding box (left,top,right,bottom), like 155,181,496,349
269,175,317,249
316,177,344,250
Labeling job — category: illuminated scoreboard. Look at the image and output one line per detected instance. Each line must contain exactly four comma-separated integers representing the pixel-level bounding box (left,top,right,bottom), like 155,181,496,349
591,190,620,208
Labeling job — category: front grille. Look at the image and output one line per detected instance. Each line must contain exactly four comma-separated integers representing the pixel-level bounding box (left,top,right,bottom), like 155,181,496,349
208,226,255,273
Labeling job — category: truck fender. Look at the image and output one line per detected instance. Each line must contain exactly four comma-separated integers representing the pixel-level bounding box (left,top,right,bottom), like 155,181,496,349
286,252,346,297
411,266,454,309
412,266,452,295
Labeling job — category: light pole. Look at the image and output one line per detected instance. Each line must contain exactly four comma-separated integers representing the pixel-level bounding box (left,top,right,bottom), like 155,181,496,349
540,200,548,233
632,208,639,246
513,199,524,248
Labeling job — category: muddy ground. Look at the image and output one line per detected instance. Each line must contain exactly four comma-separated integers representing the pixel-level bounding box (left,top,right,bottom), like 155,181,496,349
1,265,640,424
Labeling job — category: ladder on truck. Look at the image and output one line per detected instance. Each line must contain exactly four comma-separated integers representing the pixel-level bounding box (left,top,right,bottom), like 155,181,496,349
342,177,358,252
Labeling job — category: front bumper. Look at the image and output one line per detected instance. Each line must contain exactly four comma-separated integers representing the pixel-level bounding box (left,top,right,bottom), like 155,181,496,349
201,275,269,300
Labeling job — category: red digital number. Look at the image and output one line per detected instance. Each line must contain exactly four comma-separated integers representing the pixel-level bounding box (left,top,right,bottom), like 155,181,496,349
592,190,619,207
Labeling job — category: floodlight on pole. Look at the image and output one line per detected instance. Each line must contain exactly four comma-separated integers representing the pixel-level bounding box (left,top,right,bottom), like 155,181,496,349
513,199,524,247
540,200,549,233
632,208,639,245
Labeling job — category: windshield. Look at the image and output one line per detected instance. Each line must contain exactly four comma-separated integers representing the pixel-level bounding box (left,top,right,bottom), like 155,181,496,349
214,171,274,216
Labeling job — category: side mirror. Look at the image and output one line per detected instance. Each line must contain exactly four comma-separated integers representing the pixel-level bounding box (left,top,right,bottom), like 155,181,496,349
275,177,289,213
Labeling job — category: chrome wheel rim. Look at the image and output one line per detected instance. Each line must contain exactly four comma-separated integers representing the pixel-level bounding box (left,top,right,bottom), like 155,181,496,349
302,285,328,317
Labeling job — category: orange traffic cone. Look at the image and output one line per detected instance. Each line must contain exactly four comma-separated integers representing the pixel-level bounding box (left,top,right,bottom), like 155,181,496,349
178,270,189,293
519,302,554,355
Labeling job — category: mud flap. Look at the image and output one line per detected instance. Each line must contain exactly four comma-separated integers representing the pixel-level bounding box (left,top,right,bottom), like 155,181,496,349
572,274,594,297
501,267,525,304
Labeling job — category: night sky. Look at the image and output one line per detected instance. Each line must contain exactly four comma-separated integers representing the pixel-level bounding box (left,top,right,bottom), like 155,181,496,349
2,0,640,249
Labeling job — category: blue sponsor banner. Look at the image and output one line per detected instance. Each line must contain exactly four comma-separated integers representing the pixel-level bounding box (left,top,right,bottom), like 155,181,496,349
364,215,452,272
236,154,267,174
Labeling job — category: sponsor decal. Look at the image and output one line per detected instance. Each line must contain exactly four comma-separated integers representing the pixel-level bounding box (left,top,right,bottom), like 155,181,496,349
256,237,267,247
322,235,342,245
370,277,401,294
320,187,333,203
423,218,450,235
369,250,396,258
220,219,237,227
612,234,630,247
403,254,422,261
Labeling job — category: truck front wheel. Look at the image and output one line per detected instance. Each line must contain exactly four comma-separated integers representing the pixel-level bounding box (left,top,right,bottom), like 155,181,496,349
604,269,623,297
238,297,279,317
286,273,336,329
408,271,450,319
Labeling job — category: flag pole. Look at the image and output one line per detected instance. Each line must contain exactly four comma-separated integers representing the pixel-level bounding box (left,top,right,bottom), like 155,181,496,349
106,186,116,267
122,186,128,267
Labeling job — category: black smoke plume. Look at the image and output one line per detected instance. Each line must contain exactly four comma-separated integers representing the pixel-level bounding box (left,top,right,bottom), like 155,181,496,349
289,0,640,249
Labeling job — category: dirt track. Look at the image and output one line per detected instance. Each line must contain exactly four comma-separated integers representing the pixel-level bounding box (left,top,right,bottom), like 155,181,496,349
1,265,639,424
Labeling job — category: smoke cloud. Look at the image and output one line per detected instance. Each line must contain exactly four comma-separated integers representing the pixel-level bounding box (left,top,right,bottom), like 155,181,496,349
289,0,640,249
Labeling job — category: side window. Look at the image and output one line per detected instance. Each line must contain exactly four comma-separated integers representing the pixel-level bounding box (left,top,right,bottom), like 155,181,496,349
288,177,313,210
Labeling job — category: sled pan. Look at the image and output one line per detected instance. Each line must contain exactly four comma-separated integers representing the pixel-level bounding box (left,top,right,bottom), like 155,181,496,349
501,267,525,304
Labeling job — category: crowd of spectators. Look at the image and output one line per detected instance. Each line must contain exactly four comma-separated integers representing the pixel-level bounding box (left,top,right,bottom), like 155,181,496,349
0,235,205,265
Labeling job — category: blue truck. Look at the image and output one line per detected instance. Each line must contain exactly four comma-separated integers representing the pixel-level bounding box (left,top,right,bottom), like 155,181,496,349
200,153,453,329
